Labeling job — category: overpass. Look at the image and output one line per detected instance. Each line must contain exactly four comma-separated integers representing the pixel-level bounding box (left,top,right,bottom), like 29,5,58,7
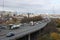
0,20,50,40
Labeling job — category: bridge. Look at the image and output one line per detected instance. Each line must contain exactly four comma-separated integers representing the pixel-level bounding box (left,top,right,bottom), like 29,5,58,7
0,19,50,40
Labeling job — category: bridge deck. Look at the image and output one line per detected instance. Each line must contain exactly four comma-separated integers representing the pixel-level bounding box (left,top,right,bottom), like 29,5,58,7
0,21,49,40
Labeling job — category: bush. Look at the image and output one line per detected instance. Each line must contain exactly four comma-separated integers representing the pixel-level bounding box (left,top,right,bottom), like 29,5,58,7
37,34,53,40
57,24,60,28
37,32,60,40
50,32,60,40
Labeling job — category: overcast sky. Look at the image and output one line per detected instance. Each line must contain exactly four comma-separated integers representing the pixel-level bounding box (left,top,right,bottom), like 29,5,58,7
0,0,60,14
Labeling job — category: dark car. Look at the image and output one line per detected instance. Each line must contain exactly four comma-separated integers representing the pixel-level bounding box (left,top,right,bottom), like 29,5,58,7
6,32,15,37
0,26,5,29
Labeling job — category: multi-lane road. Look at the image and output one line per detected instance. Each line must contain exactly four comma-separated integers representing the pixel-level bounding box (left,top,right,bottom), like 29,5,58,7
0,19,50,40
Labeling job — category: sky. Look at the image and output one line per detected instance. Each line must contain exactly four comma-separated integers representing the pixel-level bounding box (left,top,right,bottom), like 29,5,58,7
0,0,60,14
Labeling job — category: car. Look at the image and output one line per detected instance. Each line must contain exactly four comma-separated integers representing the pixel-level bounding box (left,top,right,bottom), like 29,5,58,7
36,22,39,24
0,26,5,29
30,21,34,26
6,32,15,37
38,21,42,24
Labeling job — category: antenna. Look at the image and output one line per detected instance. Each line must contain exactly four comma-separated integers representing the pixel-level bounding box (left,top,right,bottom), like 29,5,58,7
3,0,4,11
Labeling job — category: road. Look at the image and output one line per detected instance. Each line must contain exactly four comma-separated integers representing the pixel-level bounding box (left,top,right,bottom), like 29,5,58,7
0,20,50,40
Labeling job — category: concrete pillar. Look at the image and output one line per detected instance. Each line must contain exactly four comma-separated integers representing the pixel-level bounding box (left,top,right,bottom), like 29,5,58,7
28,34,30,40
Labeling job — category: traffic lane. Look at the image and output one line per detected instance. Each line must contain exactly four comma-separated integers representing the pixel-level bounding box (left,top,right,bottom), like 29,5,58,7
0,22,48,40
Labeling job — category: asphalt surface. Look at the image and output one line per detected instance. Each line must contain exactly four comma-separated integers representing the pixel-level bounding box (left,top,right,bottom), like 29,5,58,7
0,20,50,40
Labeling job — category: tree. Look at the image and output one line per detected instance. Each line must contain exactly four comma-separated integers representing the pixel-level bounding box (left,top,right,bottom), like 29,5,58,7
20,15,43,23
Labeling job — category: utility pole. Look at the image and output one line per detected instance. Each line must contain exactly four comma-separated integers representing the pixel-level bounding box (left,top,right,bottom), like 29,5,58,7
27,13,33,19
27,13,34,25
27,13,30,19
27,13,30,23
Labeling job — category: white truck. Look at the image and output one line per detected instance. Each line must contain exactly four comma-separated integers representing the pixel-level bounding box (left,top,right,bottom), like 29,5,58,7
11,24,22,29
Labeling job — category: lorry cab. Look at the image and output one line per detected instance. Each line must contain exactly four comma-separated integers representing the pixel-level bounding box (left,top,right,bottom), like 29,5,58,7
11,24,22,29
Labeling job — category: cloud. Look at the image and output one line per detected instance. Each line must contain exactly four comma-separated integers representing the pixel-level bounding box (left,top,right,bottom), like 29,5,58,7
0,0,60,14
